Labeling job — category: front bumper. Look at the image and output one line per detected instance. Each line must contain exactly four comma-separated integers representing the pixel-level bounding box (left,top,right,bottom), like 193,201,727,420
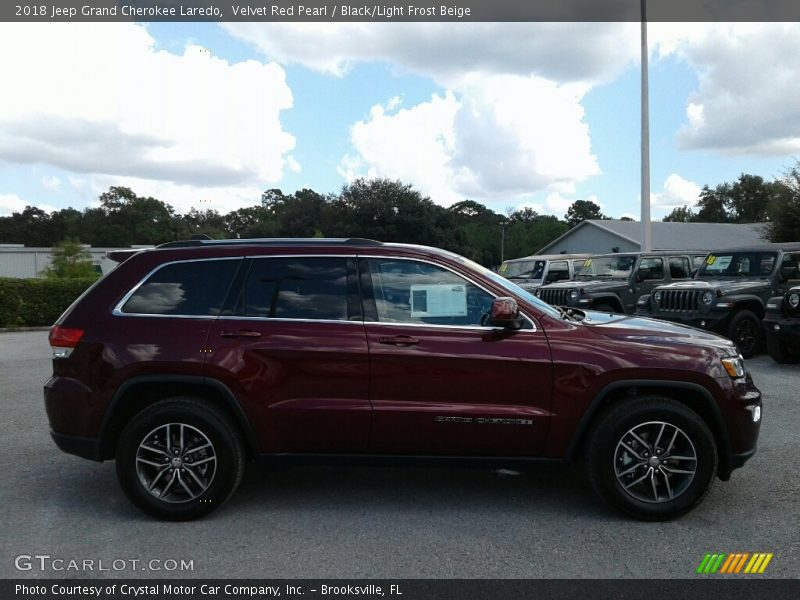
762,316,800,340
641,311,730,333
716,372,761,480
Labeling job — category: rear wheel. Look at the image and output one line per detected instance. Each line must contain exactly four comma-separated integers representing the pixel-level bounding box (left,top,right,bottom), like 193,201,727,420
116,397,245,520
766,335,800,364
728,310,762,358
586,396,717,520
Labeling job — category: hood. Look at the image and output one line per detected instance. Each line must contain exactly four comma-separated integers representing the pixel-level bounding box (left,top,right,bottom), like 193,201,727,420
580,310,737,354
655,279,768,295
544,278,627,291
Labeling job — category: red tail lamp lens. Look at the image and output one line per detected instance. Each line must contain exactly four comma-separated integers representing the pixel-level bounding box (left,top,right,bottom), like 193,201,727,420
49,326,84,347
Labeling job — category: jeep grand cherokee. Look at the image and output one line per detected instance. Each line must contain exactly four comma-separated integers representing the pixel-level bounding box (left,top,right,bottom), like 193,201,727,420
45,238,762,520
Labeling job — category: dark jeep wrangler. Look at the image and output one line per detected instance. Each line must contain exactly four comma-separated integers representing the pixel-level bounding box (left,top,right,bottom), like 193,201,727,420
536,251,707,315
763,285,800,363
637,244,800,358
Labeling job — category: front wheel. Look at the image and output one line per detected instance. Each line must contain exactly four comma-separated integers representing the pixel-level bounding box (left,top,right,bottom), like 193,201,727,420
116,397,245,520
586,396,717,520
728,310,762,358
766,335,800,364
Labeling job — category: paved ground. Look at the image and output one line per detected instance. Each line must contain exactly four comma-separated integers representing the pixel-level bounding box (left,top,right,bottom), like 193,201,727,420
1,331,798,579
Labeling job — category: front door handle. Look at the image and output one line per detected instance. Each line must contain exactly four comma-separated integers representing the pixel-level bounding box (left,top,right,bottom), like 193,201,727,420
220,330,262,338
378,335,419,346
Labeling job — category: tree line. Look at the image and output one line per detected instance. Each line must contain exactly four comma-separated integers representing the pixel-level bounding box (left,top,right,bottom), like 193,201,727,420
663,164,800,243
0,179,588,267
1,164,798,267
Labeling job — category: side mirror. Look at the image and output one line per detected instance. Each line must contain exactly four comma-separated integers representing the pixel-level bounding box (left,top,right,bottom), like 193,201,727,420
636,267,651,282
488,297,523,329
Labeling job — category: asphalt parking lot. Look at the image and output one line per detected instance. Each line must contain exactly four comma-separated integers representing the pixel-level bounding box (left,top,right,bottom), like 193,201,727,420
1,330,798,579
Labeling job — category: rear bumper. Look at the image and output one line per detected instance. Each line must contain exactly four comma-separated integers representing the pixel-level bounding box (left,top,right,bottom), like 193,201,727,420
50,431,102,462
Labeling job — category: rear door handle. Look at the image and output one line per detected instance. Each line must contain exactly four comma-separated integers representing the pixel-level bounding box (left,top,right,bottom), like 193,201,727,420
220,330,262,338
378,335,419,346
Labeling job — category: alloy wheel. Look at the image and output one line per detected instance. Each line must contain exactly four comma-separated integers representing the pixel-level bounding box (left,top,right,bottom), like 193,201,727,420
135,423,217,503
614,421,697,503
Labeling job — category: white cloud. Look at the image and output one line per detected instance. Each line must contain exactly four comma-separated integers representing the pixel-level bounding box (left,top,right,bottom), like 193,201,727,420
223,23,638,86
338,76,599,206
0,23,297,192
0,193,57,216
70,174,263,216
652,23,800,155
41,176,61,192
338,92,461,204
0,193,28,216
225,23,628,206
650,174,702,215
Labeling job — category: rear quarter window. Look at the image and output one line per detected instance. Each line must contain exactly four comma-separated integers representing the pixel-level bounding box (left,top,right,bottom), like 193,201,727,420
120,259,240,316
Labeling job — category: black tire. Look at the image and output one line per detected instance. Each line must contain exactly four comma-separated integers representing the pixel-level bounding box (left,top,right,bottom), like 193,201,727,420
116,397,245,521
585,396,717,520
727,310,762,358
766,335,800,364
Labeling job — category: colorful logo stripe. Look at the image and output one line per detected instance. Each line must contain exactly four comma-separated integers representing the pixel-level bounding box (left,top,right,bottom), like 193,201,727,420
697,553,773,574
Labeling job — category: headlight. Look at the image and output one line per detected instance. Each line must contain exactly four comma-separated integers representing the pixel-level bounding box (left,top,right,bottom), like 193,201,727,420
701,291,714,305
534,289,541,298
721,356,746,379
653,291,663,304
568,289,579,301
789,293,800,309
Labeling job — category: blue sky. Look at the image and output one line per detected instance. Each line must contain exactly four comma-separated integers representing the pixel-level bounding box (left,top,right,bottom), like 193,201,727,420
1,22,798,222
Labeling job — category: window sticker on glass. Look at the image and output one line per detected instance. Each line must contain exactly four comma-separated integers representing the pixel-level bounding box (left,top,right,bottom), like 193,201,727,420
499,263,508,273
706,255,716,265
410,284,468,317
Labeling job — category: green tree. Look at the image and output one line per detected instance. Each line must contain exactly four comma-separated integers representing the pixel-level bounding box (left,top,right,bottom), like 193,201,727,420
565,200,606,228
182,209,227,239
448,200,504,265
328,178,458,248
663,206,695,222
766,163,800,242
42,238,99,279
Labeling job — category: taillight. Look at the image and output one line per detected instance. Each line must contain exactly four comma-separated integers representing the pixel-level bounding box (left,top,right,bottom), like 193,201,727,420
49,326,84,358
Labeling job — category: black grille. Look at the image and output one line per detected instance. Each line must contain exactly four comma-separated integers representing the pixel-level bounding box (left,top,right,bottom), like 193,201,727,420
540,288,570,306
657,290,700,313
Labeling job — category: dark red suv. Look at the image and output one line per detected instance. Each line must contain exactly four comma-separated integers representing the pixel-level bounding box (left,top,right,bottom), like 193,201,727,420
45,238,762,520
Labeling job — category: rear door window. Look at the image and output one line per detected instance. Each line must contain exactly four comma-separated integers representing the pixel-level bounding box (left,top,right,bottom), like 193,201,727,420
240,257,350,321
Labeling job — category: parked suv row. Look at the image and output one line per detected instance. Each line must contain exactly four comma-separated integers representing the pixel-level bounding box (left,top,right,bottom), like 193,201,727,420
45,238,762,521
535,251,707,315
637,244,800,358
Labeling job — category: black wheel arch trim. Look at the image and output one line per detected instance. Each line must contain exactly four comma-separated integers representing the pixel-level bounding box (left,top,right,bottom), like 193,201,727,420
564,379,734,479
716,295,766,316
583,292,625,311
98,375,259,460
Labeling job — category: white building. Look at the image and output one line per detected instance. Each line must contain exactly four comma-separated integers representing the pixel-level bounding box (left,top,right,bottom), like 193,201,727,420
0,245,153,278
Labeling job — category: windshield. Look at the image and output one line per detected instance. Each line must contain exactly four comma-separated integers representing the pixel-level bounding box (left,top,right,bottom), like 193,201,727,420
576,255,636,279
499,259,546,280
453,254,562,319
697,252,777,278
